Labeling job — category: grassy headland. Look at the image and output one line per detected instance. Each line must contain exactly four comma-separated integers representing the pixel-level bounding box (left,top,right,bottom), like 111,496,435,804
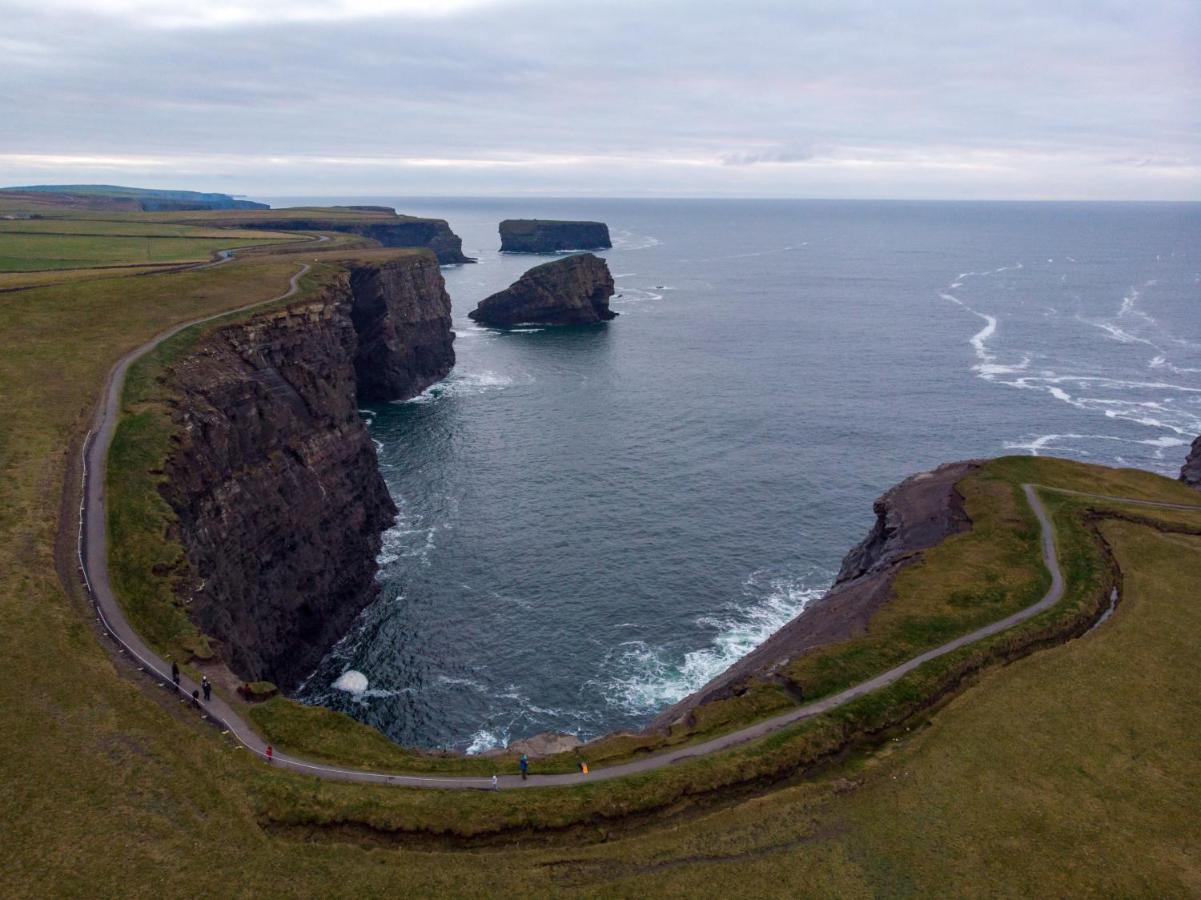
3,191,1199,895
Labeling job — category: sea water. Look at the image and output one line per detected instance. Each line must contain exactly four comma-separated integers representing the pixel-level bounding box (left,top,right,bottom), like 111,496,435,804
285,198,1201,751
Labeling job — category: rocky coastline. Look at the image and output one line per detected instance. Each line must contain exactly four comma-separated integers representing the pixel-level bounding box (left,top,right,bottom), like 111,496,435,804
468,253,616,326
160,252,454,690
239,210,474,264
650,461,980,729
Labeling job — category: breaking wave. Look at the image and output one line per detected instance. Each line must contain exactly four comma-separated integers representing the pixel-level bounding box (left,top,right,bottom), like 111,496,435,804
403,369,518,404
600,571,828,716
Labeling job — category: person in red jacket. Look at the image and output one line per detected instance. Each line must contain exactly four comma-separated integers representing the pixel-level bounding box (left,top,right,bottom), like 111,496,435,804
266,745,273,764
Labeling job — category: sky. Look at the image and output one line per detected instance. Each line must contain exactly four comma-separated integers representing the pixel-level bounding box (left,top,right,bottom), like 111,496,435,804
1,0,1199,200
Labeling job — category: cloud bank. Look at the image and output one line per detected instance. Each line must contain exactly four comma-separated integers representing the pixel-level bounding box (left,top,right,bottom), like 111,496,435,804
2,0,1198,198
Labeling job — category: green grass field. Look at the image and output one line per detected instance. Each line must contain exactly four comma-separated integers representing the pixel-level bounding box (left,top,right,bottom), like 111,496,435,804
0,231,293,272
3,195,1199,895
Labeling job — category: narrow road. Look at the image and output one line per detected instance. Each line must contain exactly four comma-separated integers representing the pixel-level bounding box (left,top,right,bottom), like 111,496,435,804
76,266,1201,788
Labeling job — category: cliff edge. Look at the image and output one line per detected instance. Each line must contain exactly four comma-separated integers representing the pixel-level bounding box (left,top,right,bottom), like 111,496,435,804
499,219,612,253
160,252,453,689
468,253,616,327
651,461,980,729
1181,436,1201,490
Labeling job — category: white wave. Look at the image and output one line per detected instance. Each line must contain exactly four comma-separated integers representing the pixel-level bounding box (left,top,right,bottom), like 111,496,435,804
601,572,827,715
508,327,545,333
611,287,663,304
1084,317,1157,347
332,670,368,694
610,230,661,252
1150,355,1201,375
940,292,1000,371
437,675,488,692
1005,432,1189,453
465,728,508,755
404,369,516,404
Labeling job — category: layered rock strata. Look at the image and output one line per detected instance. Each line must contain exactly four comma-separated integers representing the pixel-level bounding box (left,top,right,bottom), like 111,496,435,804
499,219,612,253
468,253,616,326
651,461,980,729
1182,436,1201,490
160,252,453,690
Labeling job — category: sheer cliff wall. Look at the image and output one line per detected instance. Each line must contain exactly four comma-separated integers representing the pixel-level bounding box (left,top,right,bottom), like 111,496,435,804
159,253,453,689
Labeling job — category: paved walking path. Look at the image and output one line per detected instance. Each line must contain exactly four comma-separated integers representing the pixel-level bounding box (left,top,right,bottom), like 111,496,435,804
75,256,1201,789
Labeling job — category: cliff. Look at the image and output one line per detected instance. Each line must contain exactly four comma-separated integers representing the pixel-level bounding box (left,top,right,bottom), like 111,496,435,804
1182,436,1201,489
160,252,453,690
233,210,473,265
499,219,612,253
468,253,616,327
651,461,979,729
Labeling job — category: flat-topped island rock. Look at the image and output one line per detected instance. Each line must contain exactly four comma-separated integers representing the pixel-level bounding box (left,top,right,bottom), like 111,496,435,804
468,253,617,327
499,219,612,253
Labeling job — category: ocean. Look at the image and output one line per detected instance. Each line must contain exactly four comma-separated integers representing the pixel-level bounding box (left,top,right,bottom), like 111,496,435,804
281,198,1201,752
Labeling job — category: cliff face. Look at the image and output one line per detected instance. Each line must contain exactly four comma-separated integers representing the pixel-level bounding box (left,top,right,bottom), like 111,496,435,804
349,258,456,400
1182,436,1201,489
499,219,612,253
238,213,473,264
651,461,979,729
354,218,473,265
468,253,616,327
160,254,453,690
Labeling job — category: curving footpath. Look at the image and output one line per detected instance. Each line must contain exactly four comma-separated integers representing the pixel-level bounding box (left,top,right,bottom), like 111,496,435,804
76,263,1201,788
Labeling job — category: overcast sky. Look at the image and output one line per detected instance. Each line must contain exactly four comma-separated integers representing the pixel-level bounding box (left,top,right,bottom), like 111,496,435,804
2,0,1198,199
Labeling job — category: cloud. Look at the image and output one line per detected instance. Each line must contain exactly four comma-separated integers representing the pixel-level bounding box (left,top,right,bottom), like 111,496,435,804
721,147,816,166
1,0,1198,198
8,0,508,28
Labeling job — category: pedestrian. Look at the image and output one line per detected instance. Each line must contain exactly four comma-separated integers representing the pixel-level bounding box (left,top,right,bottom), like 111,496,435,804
201,676,211,702
171,660,180,687
191,689,200,708
579,761,589,775
491,774,499,791
519,753,529,781
266,744,274,764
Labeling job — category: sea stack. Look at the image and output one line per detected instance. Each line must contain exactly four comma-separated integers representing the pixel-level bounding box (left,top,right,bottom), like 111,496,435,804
499,219,612,253
468,253,616,327
1182,435,1201,489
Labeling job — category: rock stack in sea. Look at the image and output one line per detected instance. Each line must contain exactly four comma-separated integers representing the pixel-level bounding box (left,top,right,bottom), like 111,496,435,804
468,253,617,327
499,219,612,253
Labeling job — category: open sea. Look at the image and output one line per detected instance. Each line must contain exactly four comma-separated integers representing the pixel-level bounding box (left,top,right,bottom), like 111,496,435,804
277,198,1201,752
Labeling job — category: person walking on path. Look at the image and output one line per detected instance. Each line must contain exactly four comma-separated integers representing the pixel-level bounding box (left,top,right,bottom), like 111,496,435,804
520,754,529,781
491,774,499,791
201,676,211,702
266,745,273,764
171,661,180,687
